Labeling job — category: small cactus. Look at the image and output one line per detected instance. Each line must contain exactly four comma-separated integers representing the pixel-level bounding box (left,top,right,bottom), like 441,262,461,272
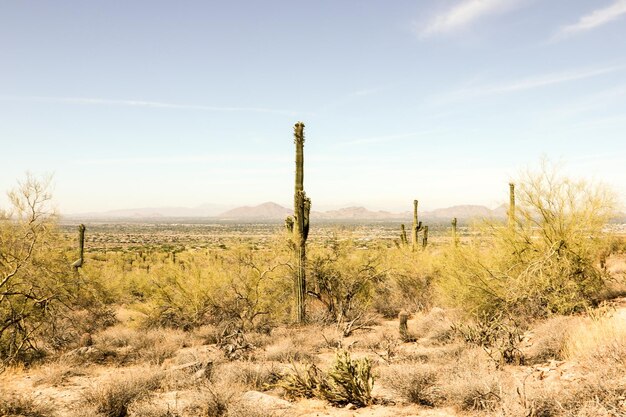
399,310,409,341
452,217,458,247
71,224,85,270
422,225,429,248
508,182,516,228
400,224,408,246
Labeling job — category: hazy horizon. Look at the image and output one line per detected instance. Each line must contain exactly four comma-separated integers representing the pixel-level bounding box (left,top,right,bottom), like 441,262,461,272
2,1,625,213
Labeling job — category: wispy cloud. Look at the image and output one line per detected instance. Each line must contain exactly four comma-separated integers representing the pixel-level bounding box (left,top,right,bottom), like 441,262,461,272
418,0,523,37
0,95,304,116
432,64,625,104
553,0,626,41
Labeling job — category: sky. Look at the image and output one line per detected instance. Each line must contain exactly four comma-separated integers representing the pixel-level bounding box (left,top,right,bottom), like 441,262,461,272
1,0,625,213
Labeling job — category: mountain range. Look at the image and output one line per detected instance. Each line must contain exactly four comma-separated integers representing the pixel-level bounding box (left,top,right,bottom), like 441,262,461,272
67,201,509,221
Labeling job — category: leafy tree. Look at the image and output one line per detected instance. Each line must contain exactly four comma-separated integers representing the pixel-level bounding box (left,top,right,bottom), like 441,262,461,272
441,161,617,318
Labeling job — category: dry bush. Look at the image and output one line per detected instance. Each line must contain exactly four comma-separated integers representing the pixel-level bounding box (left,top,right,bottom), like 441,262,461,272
523,316,577,364
563,313,626,367
263,336,316,363
380,363,443,406
93,326,188,365
413,307,456,344
83,369,164,417
32,361,89,387
216,361,282,391
0,389,55,417
192,325,220,345
374,248,436,317
441,347,503,412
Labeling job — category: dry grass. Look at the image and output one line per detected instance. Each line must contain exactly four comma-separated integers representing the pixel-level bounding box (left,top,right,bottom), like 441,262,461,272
563,313,626,367
0,390,55,417
523,316,578,364
380,363,443,406
92,326,189,365
82,368,164,417
32,361,91,387
215,361,282,391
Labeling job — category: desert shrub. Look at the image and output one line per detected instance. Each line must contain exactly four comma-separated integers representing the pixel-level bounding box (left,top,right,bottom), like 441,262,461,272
563,312,626,367
263,337,315,363
413,307,456,344
524,316,577,364
218,361,282,391
83,369,163,417
373,248,436,317
439,161,615,320
0,389,55,417
453,312,525,367
138,243,292,331
280,350,374,407
93,326,187,365
381,364,443,406
307,239,386,324
0,175,111,364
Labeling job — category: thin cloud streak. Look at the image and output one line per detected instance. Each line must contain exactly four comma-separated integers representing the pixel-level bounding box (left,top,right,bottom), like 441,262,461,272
0,95,305,116
418,0,523,37
553,0,626,41
432,65,625,104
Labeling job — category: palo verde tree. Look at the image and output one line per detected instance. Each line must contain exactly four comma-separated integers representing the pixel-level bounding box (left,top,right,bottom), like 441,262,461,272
0,174,75,363
440,160,617,318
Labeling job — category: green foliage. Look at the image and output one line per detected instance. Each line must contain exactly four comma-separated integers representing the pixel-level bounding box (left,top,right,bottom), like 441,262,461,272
280,350,374,407
439,161,616,319
317,350,374,407
307,239,385,323
0,175,88,363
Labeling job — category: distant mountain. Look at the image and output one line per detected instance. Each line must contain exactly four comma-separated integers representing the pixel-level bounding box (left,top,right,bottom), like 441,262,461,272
66,203,230,219
66,201,510,221
312,206,407,220
427,205,501,220
218,202,292,219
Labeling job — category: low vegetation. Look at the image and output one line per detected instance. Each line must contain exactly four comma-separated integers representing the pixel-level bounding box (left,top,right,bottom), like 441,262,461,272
1,163,625,416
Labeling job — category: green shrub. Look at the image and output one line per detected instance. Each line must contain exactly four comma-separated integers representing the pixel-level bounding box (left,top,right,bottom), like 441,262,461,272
439,161,616,320
280,350,374,407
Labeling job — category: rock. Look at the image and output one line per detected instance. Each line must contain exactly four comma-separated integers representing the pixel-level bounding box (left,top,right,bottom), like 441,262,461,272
240,391,292,410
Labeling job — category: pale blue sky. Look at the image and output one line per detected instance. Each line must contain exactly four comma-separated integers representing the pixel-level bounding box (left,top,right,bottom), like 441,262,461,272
1,0,625,213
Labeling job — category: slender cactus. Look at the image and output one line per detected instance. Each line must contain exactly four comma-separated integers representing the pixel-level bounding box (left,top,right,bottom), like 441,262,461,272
285,216,294,233
400,224,408,246
452,217,458,247
411,200,423,251
293,122,311,324
72,224,85,270
398,310,409,342
508,182,516,228
422,225,429,248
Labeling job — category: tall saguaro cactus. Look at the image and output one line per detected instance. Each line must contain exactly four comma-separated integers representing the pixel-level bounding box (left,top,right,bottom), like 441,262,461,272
412,200,423,251
72,224,86,270
293,122,311,323
508,182,516,228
